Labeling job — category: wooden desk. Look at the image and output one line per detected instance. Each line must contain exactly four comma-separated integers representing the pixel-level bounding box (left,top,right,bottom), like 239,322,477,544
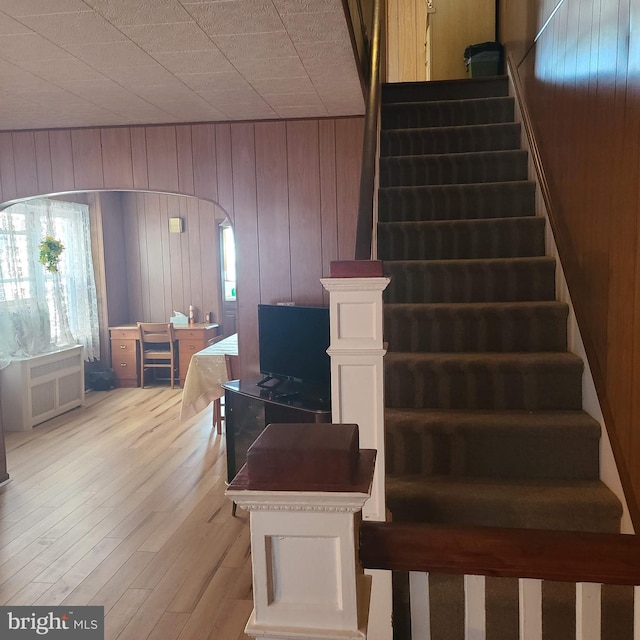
109,323,220,387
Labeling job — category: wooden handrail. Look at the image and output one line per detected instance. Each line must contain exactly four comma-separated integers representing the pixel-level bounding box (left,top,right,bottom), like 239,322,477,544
360,521,640,585
353,0,383,261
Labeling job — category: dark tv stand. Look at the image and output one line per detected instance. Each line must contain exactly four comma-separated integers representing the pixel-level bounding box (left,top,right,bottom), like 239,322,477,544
256,374,284,390
222,377,331,509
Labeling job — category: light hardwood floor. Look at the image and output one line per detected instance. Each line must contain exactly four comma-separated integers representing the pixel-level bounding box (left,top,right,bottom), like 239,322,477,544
0,387,252,640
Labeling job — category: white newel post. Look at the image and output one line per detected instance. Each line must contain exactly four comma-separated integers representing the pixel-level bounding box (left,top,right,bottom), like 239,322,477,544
226,422,376,640
321,261,393,640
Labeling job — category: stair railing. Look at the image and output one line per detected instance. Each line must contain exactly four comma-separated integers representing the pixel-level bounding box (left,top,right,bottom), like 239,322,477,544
343,0,383,261
360,521,640,639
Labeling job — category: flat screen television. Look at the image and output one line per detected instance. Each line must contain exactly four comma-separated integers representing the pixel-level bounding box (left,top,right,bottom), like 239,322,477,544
258,304,330,389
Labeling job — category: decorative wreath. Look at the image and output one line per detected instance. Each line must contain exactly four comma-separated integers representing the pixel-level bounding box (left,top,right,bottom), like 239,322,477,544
38,236,65,273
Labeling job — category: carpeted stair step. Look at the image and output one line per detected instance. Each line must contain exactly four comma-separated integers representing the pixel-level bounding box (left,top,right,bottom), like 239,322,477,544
382,96,515,130
386,476,623,532
380,150,528,187
378,217,545,261
381,122,522,157
378,181,536,222
382,76,509,103
383,257,556,304
384,352,584,411
384,301,568,353
384,408,600,480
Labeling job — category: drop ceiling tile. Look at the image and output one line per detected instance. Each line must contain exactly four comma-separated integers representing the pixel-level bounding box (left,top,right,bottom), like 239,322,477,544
0,91,41,111
151,49,234,75
87,0,193,26
100,101,172,120
20,58,107,83
306,62,359,82
120,21,215,53
196,87,266,106
132,84,201,101
251,75,314,94
216,103,277,120
265,92,324,108
20,11,127,46
64,41,157,69
323,95,365,109
281,11,348,44
272,0,341,14
12,89,93,108
100,64,181,88
179,71,250,92
109,102,175,120
161,103,226,122
71,85,158,111
297,40,354,65
1,114,74,129
0,13,31,35
74,110,132,126
326,105,362,117
275,105,329,118
185,0,284,36
0,0,89,17
0,0,362,129
232,56,306,81
0,33,72,63
0,67,56,93
140,91,212,108
214,31,296,60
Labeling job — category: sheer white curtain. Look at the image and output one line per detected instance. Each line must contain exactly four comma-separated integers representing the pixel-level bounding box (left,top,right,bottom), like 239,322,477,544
0,198,100,367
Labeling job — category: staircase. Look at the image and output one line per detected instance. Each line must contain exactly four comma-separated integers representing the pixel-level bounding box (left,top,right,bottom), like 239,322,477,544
378,77,624,636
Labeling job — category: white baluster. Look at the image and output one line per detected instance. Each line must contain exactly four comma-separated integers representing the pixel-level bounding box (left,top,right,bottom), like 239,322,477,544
409,571,431,640
634,585,640,640
519,578,542,640
464,574,486,640
576,582,601,640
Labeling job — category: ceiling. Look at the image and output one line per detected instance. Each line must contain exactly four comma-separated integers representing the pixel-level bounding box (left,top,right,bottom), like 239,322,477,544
0,0,365,132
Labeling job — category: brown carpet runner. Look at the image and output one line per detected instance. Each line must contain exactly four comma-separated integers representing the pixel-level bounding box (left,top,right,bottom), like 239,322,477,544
379,76,624,639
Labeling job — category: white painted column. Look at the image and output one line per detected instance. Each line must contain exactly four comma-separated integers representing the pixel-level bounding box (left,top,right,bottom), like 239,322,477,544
320,276,390,521
226,423,376,640
321,271,392,640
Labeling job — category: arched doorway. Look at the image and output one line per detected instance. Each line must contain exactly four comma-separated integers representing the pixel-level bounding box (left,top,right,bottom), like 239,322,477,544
1,190,236,368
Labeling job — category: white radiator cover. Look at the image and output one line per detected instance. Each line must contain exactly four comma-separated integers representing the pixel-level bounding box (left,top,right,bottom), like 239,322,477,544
0,345,84,431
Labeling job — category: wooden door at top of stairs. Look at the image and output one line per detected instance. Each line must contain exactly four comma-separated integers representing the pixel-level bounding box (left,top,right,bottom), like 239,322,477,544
386,0,495,83
430,0,495,80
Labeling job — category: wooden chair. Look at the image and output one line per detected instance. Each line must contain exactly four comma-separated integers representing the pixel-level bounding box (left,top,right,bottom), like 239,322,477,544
138,322,178,388
212,353,240,435
225,353,240,380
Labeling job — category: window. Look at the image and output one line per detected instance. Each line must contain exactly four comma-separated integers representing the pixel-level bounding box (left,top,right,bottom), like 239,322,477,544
221,223,236,302
0,198,100,366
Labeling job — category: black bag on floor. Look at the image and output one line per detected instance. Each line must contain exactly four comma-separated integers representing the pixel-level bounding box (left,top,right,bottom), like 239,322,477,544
87,368,116,391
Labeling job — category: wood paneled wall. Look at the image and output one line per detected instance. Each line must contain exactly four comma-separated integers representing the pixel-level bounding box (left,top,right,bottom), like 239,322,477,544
500,0,640,523
121,192,224,331
0,118,363,376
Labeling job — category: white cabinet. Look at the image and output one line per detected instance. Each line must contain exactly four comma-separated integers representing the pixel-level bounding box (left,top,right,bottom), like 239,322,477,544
0,345,84,431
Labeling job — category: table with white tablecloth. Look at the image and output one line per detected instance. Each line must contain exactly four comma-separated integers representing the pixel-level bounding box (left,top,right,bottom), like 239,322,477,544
180,333,238,422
